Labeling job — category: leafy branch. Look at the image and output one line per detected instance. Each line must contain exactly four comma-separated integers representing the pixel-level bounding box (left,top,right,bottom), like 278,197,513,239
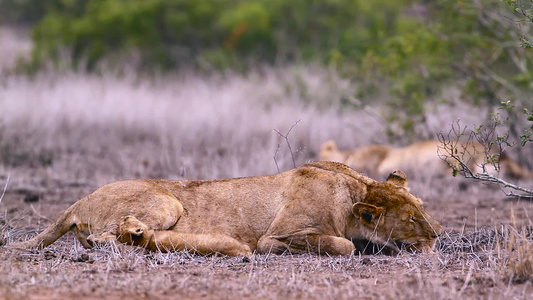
507,0,533,48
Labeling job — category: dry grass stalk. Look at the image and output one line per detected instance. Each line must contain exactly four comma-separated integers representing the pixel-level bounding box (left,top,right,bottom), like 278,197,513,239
498,212,533,283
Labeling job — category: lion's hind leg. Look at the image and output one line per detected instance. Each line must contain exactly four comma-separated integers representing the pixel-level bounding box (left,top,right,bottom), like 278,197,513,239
118,216,252,257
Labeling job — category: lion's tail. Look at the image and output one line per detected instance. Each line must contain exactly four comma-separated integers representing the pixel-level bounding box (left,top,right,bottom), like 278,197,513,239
7,206,77,249
500,153,533,180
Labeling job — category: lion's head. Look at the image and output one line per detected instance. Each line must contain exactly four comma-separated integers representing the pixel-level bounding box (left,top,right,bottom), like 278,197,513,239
350,170,442,254
319,140,345,162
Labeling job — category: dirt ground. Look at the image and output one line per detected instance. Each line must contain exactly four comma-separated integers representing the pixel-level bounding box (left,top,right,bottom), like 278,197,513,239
1,162,533,300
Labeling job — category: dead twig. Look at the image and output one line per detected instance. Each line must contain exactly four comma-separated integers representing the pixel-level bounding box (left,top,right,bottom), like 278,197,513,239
273,120,301,172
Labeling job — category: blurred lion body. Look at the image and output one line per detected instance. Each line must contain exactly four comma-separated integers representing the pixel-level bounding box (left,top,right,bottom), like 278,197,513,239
320,140,532,180
8,162,442,256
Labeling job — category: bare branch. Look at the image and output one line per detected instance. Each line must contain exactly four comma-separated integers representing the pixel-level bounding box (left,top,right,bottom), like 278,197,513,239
273,120,301,172
473,173,533,198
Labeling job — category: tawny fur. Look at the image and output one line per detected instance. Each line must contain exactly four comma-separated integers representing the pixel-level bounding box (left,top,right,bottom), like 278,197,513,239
7,162,442,256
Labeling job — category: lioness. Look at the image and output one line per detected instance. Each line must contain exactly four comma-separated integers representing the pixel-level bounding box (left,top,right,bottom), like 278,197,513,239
7,162,442,256
320,140,533,180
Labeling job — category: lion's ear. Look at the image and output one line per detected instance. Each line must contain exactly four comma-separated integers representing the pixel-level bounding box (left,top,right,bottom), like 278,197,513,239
386,170,408,187
353,202,384,226
321,140,337,152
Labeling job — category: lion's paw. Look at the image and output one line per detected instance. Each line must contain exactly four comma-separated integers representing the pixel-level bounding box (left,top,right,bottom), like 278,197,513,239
119,216,150,239
87,232,116,244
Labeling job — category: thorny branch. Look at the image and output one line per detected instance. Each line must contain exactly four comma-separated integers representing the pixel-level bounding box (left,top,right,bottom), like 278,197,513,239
437,119,533,199
273,120,301,172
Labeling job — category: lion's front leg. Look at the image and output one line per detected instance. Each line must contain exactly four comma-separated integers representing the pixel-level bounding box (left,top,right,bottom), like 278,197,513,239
307,235,355,255
256,236,290,254
257,234,355,256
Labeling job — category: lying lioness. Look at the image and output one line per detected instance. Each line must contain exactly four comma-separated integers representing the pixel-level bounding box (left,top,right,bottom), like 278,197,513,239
7,161,442,256
320,140,533,180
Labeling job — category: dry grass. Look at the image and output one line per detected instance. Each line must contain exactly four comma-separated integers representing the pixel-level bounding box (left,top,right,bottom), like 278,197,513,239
1,27,533,300
1,228,532,299
0,70,370,181
498,215,533,283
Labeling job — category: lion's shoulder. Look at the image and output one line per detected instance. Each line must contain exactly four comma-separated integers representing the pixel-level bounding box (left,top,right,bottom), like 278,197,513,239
302,161,375,186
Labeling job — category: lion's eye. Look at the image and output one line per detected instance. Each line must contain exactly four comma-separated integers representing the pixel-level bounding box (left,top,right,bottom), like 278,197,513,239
410,217,416,223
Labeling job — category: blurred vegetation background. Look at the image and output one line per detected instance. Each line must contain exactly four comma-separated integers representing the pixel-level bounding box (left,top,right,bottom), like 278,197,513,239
0,0,531,140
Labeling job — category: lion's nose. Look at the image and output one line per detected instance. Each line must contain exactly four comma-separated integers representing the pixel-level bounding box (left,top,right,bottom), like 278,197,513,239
429,228,442,239
431,229,443,239
434,224,444,236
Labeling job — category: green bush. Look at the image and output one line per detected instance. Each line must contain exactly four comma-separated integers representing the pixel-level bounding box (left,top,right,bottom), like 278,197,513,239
26,0,415,71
